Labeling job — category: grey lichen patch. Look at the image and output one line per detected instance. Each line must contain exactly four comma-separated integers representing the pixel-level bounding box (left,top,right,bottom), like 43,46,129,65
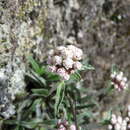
0,69,14,119
8,68,26,100
0,65,26,119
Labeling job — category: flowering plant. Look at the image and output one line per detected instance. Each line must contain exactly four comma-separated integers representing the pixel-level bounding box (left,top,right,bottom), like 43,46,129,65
0,46,129,130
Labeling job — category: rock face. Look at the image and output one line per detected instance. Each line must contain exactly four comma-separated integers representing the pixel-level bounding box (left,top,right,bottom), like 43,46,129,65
0,67,25,118
0,0,130,120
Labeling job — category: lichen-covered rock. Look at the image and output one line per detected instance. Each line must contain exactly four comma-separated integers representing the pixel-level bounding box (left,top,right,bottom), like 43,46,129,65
0,65,26,118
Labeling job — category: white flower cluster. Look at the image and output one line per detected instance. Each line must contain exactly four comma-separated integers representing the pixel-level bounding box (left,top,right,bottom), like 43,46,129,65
108,105,130,130
47,45,83,80
58,120,76,130
111,71,128,91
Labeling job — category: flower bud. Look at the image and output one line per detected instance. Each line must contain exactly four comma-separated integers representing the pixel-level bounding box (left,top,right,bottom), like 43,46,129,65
128,124,130,129
67,45,76,51
111,72,116,79
63,73,70,80
57,68,66,76
48,66,56,73
128,105,130,112
58,125,66,130
73,61,82,70
123,77,127,82
73,48,83,60
122,120,127,126
120,81,125,87
117,116,122,124
114,123,121,130
116,74,122,81
128,112,130,117
70,124,76,130
63,58,73,70
56,46,66,53
108,125,113,130
125,117,129,122
111,116,117,124
53,56,62,65
121,126,126,130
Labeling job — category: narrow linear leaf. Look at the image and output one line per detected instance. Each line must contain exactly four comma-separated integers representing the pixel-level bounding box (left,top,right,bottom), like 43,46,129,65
27,56,41,74
81,64,95,71
31,89,49,97
54,81,65,116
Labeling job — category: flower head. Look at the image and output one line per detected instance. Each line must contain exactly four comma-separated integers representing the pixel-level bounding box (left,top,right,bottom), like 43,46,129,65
108,105,130,130
47,45,83,80
111,71,128,91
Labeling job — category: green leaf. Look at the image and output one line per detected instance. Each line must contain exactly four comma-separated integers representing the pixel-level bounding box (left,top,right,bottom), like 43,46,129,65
22,99,42,118
111,64,119,73
54,81,65,116
27,70,46,86
81,64,95,71
47,72,60,81
31,89,49,97
42,119,57,125
20,119,42,129
76,104,95,110
77,111,93,124
27,56,41,74
71,71,81,81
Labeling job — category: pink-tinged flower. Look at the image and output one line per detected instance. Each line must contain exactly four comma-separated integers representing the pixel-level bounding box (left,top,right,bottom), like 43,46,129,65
70,124,76,130
57,120,68,130
57,68,66,76
67,45,77,52
108,106,130,130
114,123,121,130
58,125,66,130
108,125,113,130
125,117,129,122
47,45,83,80
48,66,56,73
73,48,83,61
56,46,66,53
63,58,73,70
128,124,130,129
67,45,83,61
73,61,82,70
111,114,117,124
111,71,128,91
117,116,122,124
70,69,75,74
53,56,62,65
63,73,70,80
62,49,73,59
128,105,130,112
